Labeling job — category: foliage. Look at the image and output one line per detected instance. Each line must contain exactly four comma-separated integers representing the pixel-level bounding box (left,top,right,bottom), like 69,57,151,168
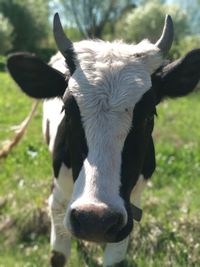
0,55,6,72
57,0,136,38
0,0,198,60
65,27,82,42
172,0,200,34
171,35,200,60
114,1,189,45
0,0,50,52
0,13,13,54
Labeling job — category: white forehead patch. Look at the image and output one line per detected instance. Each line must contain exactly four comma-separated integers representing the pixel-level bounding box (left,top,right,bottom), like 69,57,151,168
68,39,162,115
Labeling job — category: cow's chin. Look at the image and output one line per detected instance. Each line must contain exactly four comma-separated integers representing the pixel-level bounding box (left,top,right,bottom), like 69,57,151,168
105,202,134,243
114,218,133,242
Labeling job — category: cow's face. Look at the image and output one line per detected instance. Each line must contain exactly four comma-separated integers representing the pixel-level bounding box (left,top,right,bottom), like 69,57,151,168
59,39,162,242
52,14,174,242
7,14,200,243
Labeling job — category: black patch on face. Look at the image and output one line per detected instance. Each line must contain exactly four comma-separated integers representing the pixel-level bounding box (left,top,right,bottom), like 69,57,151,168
119,89,156,235
141,136,156,179
52,93,88,180
120,89,156,200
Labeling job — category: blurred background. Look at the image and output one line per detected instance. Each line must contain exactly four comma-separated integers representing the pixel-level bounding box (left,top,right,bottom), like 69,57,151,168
0,0,200,62
0,0,200,267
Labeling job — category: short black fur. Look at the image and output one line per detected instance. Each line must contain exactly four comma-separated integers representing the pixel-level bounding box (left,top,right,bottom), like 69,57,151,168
7,53,68,98
120,89,156,201
152,48,200,104
53,93,88,180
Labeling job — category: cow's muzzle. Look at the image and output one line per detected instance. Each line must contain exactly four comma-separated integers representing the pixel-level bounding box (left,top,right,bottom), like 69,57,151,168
68,204,127,243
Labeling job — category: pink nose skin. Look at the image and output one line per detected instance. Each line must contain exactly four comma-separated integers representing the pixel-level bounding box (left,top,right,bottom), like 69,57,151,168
69,204,125,243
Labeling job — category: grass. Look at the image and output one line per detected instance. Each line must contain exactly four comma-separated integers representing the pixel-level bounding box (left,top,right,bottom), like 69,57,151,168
0,70,200,267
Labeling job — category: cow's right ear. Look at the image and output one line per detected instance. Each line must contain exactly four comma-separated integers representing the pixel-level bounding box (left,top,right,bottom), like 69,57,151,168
152,49,200,104
7,53,68,99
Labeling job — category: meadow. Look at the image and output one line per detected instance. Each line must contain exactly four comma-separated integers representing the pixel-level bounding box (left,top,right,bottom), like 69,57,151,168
0,70,200,267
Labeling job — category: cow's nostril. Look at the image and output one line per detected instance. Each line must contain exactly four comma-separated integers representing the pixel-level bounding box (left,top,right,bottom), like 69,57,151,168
70,208,82,233
105,213,124,236
69,205,125,242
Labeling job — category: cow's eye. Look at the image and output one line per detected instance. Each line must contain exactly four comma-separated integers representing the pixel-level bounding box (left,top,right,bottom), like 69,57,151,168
61,105,65,113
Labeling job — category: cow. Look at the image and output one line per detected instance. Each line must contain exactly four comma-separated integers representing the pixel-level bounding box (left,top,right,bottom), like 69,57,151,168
6,13,200,267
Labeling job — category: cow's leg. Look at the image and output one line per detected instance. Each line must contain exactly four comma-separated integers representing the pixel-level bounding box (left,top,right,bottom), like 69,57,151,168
49,193,70,267
103,175,147,266
103,236,129,267
49,164,73,267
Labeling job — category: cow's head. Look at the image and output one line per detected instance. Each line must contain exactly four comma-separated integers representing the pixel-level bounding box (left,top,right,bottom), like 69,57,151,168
7,14,200,243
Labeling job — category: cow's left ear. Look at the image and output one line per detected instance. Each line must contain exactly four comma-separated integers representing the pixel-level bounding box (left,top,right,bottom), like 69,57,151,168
152,49,200,104
7,53,68,99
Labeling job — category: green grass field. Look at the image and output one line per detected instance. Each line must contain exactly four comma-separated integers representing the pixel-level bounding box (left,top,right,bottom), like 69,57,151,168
0,71,200,267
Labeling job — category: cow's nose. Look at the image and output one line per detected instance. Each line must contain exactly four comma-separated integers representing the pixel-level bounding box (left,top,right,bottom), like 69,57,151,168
69,204,124,242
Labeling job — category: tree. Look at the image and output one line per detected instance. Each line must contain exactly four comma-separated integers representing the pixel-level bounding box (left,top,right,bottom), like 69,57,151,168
169,0,200,34
0,13,13,54
171,35,200,59
57,0,136,38
115,0,189,44
0,0,50,52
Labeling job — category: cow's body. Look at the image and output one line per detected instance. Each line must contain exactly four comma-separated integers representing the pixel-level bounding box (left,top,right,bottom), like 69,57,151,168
7,14,200,267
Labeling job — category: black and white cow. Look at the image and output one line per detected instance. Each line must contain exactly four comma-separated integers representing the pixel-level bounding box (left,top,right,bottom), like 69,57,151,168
7,13,200,267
